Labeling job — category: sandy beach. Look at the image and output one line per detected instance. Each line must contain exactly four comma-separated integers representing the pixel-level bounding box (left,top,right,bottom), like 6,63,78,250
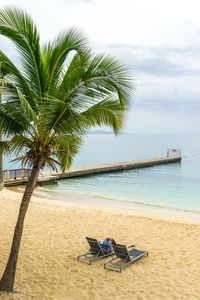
0,187,200,300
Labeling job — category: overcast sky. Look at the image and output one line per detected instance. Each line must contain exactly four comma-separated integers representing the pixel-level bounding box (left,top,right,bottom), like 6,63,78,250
0,0,200,134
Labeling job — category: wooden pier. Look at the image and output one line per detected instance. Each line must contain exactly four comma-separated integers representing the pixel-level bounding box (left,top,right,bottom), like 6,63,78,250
3,156,181,187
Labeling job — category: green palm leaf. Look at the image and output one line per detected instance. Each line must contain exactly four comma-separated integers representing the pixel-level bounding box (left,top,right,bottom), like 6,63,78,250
0,50,34,103
53,134,83,170
0,140,11,155
81,97,126,133
0,7,42,96
44,28,87,95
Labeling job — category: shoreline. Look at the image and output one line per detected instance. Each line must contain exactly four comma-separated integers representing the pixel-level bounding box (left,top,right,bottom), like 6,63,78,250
10,185,200,224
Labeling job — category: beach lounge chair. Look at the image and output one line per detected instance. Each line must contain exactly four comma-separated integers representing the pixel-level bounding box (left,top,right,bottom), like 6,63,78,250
104,243,148,272
77,237,114,265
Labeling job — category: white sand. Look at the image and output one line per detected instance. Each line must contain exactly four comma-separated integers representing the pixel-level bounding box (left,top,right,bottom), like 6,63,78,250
0,187,200,300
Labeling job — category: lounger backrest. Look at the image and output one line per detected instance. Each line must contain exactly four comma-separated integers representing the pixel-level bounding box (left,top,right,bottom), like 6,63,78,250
86,237,104,254
112,244,131,262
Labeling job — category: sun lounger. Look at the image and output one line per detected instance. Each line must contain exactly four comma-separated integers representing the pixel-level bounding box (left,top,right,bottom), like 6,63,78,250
77,237,114,265
104,243,148,272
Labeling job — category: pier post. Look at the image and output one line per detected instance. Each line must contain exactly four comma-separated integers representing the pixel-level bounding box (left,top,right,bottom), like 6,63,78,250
22,168,25,179
5,169,10,181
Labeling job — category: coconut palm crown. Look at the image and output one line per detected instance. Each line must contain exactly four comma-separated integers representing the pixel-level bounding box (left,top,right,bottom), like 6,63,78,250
0,7,133,292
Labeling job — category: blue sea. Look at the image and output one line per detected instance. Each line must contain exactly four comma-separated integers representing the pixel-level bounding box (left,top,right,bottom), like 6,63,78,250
31,133,200,213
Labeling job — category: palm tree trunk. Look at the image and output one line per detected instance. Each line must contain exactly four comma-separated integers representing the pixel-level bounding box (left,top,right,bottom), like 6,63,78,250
0,159,42,292
0,92,3,188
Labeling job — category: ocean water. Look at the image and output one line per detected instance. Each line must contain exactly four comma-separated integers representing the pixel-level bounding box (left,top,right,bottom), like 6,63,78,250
39,134,200,212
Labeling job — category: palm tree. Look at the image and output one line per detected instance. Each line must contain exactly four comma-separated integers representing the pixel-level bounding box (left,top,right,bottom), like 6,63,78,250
0,7,133,292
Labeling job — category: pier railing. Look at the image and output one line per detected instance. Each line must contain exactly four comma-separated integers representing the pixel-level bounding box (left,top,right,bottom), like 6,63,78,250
2,153,182,187
2,168,32,181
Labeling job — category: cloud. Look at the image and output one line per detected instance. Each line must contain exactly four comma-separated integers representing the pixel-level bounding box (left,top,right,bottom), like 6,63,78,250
125,106,200,134
95,42,200,133
1,1,200,134
102,43,200,77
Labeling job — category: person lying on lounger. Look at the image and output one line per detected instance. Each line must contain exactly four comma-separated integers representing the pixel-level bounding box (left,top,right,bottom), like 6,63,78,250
101,238,116,254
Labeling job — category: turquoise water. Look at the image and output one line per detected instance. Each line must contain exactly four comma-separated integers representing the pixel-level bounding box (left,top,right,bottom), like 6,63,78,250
40,134,200,212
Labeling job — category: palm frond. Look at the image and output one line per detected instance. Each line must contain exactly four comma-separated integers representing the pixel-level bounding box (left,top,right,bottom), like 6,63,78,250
83,54,134,107
0,50,34,102
82,97,126,133
41,97,87,142
9,135,32,155
44,156,60,172
0,102,29,136
53,134,82,170
56,50,91,100
44,28,87,95
0,140,11,155
0,7,43,96
0,77,36,122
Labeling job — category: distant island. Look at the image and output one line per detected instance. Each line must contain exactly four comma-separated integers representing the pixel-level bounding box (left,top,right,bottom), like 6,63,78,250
87,130,114,134
87,130,130,134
